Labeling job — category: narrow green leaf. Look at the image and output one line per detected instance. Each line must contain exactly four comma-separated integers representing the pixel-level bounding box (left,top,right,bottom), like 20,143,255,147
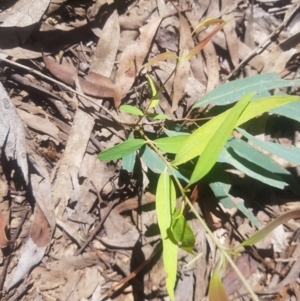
238,127,300,166
235,198,260,228
98,139,146,161
163,128,190,137
207,165,260,227
154,135,189,153
147,113,168,120
189,93,254,185
146,74,159,108
193,73,300,108
237,95,300,126
226,137,291,176
270,101,300,122
153,114,168,120
119,105,144,116
156,171,178,301
141,146,189,182
149,99,159,108
208,269,230,301
218,149,287,189
241,209,300,246
174,95,300,166
171,210,195,253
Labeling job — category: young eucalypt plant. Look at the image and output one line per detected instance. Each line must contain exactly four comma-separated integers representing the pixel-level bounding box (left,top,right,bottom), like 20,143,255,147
98,72,300,300
98,18,300,301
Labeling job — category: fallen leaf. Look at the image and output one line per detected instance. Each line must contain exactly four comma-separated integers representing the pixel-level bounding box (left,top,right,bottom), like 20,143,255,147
0,0,50,48
0,82,28,184
172,13,191,114
17,109,60,141
222,11,239,68
43,55,77,86
44,55,115,98
0,211,8,248
113,17,163,107
7,154,55,290
222,254,259,296
90,9,120,77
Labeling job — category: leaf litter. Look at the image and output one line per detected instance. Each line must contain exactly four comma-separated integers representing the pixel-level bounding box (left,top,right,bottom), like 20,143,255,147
0,0,300,300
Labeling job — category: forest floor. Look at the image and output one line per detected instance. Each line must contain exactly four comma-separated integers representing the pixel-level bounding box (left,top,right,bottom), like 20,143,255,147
0,0,300,300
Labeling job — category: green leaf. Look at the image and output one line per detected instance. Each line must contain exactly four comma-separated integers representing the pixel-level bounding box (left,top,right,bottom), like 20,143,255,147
207,165,260,227
146,74,159,108
154,135,189,153
122,132,136,172
119,105,144,116
238,127,300,166
171,210,195,253
226,137,291,176
156,171,178,301
141,146,189,182
149,99,159,108
163,128,190,137
241,209,300,246
98,139,146,161
208,269,230,301
218,149,287,189
235,198,260,228
174,95,300,166
147,113,168,120
193,73,300,108
270,101,300,122
189,93,253,185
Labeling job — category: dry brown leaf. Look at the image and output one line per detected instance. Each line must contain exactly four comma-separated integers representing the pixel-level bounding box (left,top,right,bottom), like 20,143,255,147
186,21,226,61
114,17,163,107
118,0,157,30
43,55,77,86
53,109,94,219
222,12,239,68
44,55,115,98
30,204,51,247
78,77,114,98
155,27,178,52
144,52,178,67
84,72,115,92
262,31,300,73
16,109,60,141
222,254,260,296
203,40,219,93
0,83,28,184
172,13,191,114
0,211,8,248
237,40,264,71
0,0,50,49
7,155,55,290
90,9,120,77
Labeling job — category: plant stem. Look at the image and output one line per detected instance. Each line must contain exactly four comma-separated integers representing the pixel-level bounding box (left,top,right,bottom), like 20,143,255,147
139,129,259,301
